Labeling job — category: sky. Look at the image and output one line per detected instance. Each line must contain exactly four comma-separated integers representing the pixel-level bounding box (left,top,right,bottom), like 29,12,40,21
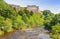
4,0,60,14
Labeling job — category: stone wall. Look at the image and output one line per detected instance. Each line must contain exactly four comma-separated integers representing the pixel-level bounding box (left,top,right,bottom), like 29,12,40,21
27,5,39,13
10,4,39,13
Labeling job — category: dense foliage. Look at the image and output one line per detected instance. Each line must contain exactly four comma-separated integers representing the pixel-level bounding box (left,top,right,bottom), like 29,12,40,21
42,10,60,39
0,0,60,39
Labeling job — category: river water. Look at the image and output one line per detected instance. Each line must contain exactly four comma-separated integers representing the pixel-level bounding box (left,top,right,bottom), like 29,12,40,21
0,27,52,39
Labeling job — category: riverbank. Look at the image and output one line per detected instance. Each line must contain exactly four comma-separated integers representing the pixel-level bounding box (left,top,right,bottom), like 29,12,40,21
0,27,50,39
0,27,34,37
0,27,51,39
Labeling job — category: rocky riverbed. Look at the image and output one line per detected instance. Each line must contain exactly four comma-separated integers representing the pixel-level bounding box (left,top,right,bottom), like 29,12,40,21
0,27,52,39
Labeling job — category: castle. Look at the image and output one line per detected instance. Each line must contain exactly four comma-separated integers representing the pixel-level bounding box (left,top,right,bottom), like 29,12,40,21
27,5,39,13
10,4,39,13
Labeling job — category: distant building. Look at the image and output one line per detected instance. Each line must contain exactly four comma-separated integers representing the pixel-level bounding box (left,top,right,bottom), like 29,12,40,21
10,4,39,13
27,5,39,13
10,4,20,12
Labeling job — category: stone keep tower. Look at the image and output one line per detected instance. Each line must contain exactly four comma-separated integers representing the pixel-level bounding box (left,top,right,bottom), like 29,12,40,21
27,5,39,13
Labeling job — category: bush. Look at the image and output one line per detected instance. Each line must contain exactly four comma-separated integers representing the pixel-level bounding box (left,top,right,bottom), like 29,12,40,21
0,30,4,35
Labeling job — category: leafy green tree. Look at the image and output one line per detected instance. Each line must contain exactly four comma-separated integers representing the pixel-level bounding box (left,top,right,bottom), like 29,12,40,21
30,11,34,16
50,13,60,27
18,7,34,18
22,14,29,23
27,16,36,28
32,13,44,26
52,23,60,34
12,15,27,30
51,33,60,39
18,11,24,16
0,30,4,35
0,16,4,27
3,18,13,32
43,10,55,30
43,10,51,16
0,0,17,19
51,24,60,39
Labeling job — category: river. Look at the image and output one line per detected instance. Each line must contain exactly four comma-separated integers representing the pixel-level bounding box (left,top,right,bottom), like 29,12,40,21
0,27,52,39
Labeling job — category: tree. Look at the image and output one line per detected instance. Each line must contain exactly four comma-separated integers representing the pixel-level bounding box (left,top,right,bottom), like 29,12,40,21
0,16,4,27
28,16,36,28
51,23,60,39
18,11,24,16
22,14,29,23
0,0,17,19
52,23,60,34
0,30,4,35
50,13,60,27
12,15,27,30
32,13,44,26
43,10,55,30
3,18,13,32
43,10,51,16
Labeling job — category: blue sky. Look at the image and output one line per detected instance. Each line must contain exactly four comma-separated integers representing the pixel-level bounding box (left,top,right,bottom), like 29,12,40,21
4,0,60,14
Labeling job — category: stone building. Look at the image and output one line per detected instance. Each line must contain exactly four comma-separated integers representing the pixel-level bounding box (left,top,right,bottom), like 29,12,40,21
10,4,20,12
10,4,39,13
27,5,39,13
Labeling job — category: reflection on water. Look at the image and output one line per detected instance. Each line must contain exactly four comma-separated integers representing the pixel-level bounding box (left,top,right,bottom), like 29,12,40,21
0,27,51,39
38,34,51,39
